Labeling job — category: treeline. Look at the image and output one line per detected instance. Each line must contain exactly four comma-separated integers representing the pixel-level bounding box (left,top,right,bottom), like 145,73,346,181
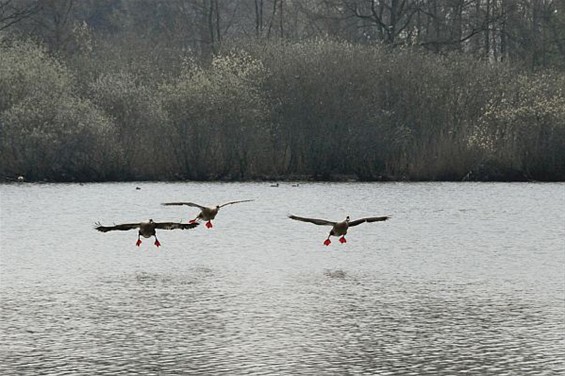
0,0,564,182
1,38,564,182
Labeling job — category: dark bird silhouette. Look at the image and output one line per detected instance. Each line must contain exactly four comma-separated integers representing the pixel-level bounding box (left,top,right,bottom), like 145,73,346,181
161,200,254,228
95,219,198,247
288,215,389,246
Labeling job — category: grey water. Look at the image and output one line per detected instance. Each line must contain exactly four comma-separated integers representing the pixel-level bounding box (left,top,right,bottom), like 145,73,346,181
0,182,564,375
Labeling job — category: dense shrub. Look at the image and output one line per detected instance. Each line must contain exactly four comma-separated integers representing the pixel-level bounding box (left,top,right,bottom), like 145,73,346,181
475,72,565,180
159,51,272,180
0,40,118,181
1,37,563,182
239,40,513,180
89,72,172,179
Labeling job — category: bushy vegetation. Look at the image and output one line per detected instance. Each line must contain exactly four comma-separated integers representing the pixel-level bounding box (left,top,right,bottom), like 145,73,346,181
1,37,564,181
159,52,272,180
2,0,564,182
0,40,119,181
473,72,565,180
244,40,565,181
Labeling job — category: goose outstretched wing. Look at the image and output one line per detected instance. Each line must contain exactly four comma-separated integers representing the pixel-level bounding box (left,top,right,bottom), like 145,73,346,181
288,215,336,226
348,216,390,227
162,202,206,209
95,222,141,232
154,222,199,230
218,199,254,208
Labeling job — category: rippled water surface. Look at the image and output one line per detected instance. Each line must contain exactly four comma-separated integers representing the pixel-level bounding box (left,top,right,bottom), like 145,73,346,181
1,182,564,375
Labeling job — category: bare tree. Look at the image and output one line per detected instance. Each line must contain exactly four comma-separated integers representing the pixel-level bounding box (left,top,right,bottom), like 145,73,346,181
267,0,286,38
0,0,40,31
339,0,419,44
255,0,264,36
21,0,75,53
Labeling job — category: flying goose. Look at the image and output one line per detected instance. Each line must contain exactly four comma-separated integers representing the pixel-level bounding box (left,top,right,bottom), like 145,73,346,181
288,215,389,246
95,219,199,247
161,200,254,228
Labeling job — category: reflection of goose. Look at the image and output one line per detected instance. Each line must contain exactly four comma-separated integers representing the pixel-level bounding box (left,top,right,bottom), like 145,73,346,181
161,200,254,228
95,219,198,247
288,215,389,246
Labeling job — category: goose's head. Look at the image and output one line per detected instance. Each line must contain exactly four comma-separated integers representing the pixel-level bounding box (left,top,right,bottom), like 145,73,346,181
345,216,350,223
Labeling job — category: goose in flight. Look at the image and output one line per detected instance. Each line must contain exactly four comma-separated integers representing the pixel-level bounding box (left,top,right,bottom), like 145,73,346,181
288,215,389,246
95,219,199,247
161,200,254,228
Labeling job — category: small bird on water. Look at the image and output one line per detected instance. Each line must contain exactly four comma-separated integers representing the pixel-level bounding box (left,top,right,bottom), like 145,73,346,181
288,214,390,246
161,200,254,229
95,219,199,247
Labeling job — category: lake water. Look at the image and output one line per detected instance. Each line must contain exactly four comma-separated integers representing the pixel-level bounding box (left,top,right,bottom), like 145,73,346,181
1,182,564,375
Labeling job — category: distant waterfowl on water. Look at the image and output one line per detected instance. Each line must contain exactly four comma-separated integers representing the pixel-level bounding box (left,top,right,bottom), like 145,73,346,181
288,215,389,246
161,200,254,228
95,219,199,247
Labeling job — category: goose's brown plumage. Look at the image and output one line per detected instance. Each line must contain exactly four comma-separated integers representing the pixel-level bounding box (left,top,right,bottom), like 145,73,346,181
161,200,253,228
95,219,198,247
288,215,389,245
